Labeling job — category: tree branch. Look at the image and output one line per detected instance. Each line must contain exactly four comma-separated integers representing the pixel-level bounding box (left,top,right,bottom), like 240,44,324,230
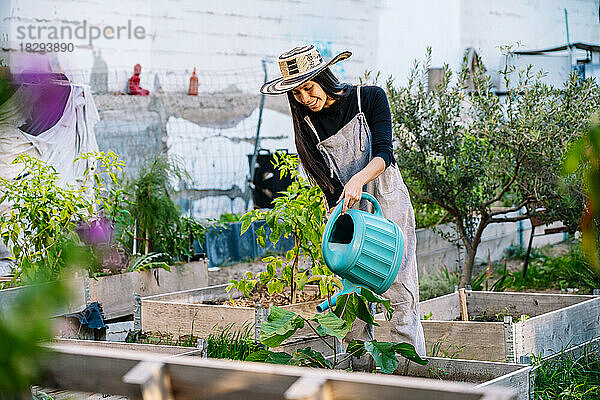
454,217,473,251
406,184,458,215
482,159,521,209
488,198,533,217
489,214,531,224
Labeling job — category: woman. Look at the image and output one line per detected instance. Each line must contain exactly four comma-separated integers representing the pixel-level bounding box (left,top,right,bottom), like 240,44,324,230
260,45,426,357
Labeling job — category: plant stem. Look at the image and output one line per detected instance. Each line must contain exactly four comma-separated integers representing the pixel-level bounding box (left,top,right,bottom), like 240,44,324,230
300,317,335,351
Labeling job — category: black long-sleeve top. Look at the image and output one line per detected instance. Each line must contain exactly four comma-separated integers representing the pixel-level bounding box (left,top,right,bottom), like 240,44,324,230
299,85,396,208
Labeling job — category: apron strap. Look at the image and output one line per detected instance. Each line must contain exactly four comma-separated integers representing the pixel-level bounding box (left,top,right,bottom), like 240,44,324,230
303,116,322,142
357,85,362,114
303,115,335,179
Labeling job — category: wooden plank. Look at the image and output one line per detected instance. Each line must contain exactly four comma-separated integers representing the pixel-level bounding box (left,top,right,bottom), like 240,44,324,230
54,339,201,356
40,343,515,400
517,296,600,359
284,376,332,400
53,317,97,340
0,276,87,316
396,357,524,384
90,260,208,319
459,288,469,321
122,361,174,400
476,367,531,400
465,291,594,318
422,321,506,362
419,292,460,320
48,343,524,397
141,282,322,343
141,300,255,337
142,283,239,304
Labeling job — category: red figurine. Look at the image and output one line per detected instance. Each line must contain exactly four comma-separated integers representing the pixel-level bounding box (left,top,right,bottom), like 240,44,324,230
188,67,198,95
128,63,149,96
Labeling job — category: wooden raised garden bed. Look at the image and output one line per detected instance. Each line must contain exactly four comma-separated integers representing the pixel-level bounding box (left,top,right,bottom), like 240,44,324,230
41,342,519,400
376,291,600,363
88,259,209,320
0,260,209,339
139,283,322,344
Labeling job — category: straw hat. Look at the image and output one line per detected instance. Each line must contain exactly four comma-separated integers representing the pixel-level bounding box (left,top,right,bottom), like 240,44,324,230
260,45,351,95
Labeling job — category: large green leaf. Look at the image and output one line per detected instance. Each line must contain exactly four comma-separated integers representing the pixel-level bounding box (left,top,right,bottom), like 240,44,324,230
290,347,332,369
354,293,378,325
245,350,292,365
259,306,304,348
346,339,366,357
349,340,428,374
358,287,393,320
333,292,378,326
266,352,293,365
393,342,428,365
364,341,399,374
245,349,271,362
311,311,351,339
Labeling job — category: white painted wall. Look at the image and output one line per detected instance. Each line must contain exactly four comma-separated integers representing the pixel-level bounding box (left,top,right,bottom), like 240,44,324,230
375,0,462,86
3,0,597,86
1,0,598,220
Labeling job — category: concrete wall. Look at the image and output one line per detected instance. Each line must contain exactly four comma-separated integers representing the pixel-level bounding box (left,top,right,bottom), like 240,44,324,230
1,0,597,218
3,1,598,86
416,219,567,275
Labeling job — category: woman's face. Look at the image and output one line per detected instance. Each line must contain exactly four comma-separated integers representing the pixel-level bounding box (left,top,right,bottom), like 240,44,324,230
292,80,331,112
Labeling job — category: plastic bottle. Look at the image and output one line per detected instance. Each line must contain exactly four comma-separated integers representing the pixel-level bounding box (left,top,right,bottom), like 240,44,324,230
188,67,198,95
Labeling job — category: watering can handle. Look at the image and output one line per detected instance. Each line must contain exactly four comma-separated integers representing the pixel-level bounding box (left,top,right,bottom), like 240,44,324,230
331,192,383,220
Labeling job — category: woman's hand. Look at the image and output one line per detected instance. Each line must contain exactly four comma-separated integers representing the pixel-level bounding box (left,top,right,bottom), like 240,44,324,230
338,174,367,214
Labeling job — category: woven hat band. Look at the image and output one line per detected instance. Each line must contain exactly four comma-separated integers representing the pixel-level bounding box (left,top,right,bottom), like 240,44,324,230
278,45,324,79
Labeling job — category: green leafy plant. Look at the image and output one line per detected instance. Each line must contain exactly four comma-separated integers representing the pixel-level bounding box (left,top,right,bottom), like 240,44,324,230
430,340,465,359
471,241,600,293
204,323,262,360
126,323,260,361
126,252,170,272
413,198,450,229
77,151,129,225
230,152,336,304
0,154,94,284
564,119,600,272
126,154,206,264
532,342,600,400
419,265,460,301
0,278,70,396
388,46,600,287
245,286,427,374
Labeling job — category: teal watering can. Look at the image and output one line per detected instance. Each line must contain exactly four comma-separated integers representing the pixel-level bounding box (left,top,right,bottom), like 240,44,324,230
317,192,404,312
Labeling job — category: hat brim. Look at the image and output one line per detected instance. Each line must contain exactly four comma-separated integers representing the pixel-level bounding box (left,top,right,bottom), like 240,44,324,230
260,51,352,95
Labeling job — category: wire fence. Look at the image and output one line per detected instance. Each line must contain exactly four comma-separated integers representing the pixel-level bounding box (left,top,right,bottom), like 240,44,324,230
64,64,294,219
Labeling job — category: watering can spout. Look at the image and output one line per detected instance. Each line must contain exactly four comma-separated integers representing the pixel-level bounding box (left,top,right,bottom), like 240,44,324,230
316,279,361,313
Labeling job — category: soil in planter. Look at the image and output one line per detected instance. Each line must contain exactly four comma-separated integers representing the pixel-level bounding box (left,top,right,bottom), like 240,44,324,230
201,285,324,307
224,289,323,307
454,310,530,322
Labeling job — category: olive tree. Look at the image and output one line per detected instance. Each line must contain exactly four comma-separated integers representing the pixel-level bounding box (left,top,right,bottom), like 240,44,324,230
387,48,600,287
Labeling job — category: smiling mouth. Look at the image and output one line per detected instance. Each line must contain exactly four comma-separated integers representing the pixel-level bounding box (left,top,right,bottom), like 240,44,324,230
307,99,319,108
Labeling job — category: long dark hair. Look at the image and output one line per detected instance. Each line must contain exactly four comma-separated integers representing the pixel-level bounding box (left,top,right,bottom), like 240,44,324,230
287,68,350,194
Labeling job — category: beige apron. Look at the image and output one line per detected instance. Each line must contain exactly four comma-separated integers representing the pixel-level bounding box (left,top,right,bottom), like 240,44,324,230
304,86,426,357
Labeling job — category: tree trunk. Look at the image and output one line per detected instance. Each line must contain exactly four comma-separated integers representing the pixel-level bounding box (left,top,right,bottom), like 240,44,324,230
460,245,477,288
456,217,488,288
